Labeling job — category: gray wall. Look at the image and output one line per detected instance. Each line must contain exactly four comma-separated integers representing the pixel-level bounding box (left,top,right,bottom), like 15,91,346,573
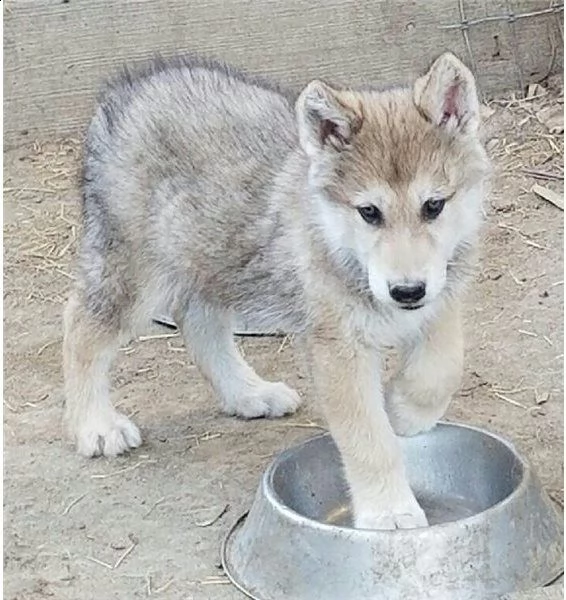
4,0,563,147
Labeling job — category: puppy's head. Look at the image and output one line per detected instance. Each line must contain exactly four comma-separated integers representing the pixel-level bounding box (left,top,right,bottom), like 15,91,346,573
296,52,490,310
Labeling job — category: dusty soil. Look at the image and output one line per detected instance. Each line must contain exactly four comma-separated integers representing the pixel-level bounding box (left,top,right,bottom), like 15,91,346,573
4,81,564,599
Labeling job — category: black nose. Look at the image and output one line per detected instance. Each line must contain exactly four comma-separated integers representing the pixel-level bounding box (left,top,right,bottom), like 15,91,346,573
389,282,426,305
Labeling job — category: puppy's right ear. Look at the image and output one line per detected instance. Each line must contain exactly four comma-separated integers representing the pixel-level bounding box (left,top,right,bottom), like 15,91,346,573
296,80,363,158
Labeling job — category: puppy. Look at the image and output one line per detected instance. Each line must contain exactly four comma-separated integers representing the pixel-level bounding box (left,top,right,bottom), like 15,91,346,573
63,52,490,529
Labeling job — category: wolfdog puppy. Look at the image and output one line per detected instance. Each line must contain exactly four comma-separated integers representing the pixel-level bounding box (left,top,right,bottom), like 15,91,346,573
63,52,490,529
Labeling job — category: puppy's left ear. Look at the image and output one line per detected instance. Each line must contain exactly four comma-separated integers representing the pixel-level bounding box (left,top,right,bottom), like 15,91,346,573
413,52,480,135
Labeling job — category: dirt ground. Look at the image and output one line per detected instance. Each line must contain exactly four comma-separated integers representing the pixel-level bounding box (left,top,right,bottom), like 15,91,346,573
3,80,564,599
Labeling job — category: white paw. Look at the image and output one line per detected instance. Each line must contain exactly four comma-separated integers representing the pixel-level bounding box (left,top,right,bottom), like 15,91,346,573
73,410,142,457
355,504,428,530
353,483,428,530
387,407,439,437
385,388,445,437
222,381,301,419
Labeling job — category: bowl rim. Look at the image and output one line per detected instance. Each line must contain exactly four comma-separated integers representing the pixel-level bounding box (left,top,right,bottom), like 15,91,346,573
264,421,533,535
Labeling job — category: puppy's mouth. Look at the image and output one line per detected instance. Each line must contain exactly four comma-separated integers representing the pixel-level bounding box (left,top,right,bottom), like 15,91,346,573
399,304,424,311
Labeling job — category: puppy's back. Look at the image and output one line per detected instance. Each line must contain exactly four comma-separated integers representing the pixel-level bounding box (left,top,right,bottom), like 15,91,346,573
78,55,302,304
86,55,297,182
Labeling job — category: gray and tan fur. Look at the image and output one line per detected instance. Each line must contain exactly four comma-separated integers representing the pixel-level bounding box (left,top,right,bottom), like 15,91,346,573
63,53,490,529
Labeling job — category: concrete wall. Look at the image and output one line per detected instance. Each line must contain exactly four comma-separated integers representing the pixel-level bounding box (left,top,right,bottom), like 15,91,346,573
4,0,563,147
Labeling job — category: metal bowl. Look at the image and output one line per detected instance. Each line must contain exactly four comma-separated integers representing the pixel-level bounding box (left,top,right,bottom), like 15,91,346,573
222,423,563,600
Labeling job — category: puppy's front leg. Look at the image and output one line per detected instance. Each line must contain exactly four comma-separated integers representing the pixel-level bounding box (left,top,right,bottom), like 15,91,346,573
385,299,464,437
310,323,427,530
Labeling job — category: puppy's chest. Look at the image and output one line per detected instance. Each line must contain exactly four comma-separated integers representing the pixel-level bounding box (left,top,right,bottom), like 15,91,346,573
351,305,433,347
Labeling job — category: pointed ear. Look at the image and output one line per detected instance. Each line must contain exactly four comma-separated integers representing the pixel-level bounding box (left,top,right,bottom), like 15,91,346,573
296,80,363,157
413,52,480,135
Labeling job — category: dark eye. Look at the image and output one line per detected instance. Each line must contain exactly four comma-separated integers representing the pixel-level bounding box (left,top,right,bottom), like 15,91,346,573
357,205,383,226
421,198,446,221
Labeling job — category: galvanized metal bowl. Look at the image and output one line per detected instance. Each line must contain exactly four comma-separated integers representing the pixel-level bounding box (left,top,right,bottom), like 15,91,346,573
222,423,563,600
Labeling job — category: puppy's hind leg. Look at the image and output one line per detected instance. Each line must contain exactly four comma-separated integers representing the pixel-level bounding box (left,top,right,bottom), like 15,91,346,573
63,291,141,457
179,301,301,418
